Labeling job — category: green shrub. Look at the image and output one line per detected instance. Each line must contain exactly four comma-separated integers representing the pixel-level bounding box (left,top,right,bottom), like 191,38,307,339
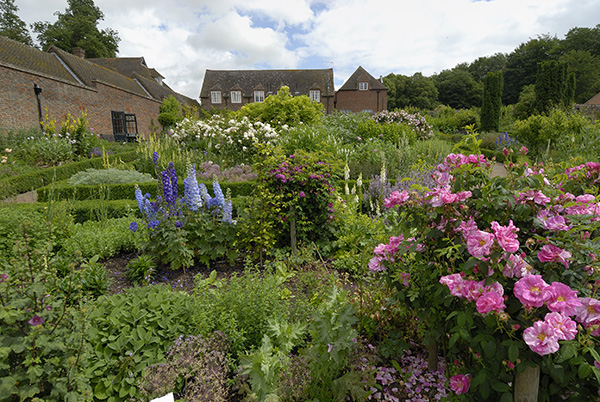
61,217,138,260
68,168,154,185
86,285,199,402
126,254,156,285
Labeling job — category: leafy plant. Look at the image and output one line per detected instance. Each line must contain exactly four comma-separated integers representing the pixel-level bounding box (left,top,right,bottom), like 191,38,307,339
79,255,111,298
68,168,155,185
86,285,200,401
126,254,156,285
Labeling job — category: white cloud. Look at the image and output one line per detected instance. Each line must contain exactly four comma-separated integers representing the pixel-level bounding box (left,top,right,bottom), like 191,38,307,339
13,0,600,99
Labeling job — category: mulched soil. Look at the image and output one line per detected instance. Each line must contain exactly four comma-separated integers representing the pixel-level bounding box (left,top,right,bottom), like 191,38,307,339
103,252,246,295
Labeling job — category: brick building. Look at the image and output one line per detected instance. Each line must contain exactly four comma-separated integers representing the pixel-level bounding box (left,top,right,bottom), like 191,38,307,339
199,66,387,114
335,66,387,113
0,36,197,140
200,69,336,113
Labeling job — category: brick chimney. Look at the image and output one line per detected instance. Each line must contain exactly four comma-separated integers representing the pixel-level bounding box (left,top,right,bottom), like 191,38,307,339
72,47,85,58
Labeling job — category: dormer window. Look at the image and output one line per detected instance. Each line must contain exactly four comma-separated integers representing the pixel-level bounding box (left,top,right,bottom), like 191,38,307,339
231,91,242,103
254,91,265,103
358,82,368,91
309,90,321,102
211,91,222,104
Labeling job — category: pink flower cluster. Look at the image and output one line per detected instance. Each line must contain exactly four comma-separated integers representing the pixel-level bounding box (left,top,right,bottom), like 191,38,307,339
515,190,551,206
564,162,600,185
537,244,572,268
439,274,505,314
513,275,581,314
438,153,487,173
523,312,577,356
384,190,409,209
459,220,520,259
427,186,472,208
502,252,532,278
575,298,600,335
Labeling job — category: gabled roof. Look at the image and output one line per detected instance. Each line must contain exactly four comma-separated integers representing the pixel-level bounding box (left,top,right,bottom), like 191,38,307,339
88,57,156,80
200,69,335,98
338,66,387,91
0,36,79,84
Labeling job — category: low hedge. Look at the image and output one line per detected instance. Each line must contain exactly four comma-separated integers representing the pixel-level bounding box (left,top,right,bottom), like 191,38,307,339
0,151,138,200
37,179,256,202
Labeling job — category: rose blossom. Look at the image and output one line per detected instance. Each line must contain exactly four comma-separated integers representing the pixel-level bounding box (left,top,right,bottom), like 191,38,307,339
449,374,471,395
384,190,409,208
514,275,550,308
465,230,495,259
476,292,506,314
503,253,532,278
537,244,572,268
574,297,600,326
544,282,581,316
440,273,466,297
523,321,560,356
491,220,520,253
544,312,577,341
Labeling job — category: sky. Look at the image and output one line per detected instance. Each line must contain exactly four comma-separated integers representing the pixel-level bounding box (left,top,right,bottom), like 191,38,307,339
14,0,600,100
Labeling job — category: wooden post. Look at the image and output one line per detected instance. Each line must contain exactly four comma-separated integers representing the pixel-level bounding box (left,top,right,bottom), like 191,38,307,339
289,206,297,255
514,365,540,402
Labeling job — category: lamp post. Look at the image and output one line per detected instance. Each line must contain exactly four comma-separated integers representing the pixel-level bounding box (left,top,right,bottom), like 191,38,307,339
33,84,43,131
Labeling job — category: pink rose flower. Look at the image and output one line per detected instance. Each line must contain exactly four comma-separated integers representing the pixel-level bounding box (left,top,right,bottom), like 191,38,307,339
503,253,532,278
368,256,385,272
449,374,471,395
384,190,409,209
544,312,577,341
514,275,550,308
523,321,560,356
465,230,495,259
537,244,572,268
544,282,581,316
574,297,600,326
476,291,506,314
491,220,520,253
462,280,485,302
440,273,466,297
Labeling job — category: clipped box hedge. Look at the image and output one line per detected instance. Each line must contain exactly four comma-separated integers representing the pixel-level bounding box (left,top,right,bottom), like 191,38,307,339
37,179,257,202
0,151,138,200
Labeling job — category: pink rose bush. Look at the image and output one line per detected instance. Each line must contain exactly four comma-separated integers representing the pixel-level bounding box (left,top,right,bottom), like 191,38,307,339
373,151,600,399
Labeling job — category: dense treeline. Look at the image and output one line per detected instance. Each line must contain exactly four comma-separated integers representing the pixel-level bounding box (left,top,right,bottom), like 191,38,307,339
384,26,600,110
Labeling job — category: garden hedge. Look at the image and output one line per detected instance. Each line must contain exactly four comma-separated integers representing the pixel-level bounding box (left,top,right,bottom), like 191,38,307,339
0,151,138,200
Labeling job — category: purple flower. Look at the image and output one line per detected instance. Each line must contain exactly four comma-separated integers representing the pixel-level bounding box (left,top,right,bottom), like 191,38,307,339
0,273,7,282
28,315,44,326
152,151,159,165
129,222,138,232
175,220,183,228
147,220,160,229
299,191,306,198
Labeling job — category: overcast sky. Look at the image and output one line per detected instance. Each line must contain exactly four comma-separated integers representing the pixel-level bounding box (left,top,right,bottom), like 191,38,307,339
14,0,600,100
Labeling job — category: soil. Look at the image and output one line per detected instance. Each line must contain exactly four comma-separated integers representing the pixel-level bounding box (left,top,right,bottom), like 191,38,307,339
103,252,246,295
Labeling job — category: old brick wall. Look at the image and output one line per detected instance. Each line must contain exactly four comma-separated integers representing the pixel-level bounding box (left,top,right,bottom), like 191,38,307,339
0,63,160,139
335,89,387,113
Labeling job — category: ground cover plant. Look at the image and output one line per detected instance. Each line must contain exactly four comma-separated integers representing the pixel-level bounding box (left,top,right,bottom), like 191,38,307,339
1,101,599,402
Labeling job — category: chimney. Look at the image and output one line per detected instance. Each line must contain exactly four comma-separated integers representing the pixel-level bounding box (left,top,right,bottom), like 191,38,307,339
72,47,85,59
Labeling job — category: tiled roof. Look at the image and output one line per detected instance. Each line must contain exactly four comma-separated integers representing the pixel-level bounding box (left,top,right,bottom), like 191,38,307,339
338,66,387,91
134,72,199,107
200,69,335,98
0,36,79,84
87,57,155,80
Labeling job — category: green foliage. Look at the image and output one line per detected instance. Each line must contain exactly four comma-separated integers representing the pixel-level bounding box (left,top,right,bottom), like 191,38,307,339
534,60,574,114
32,0,119,58
560,50,600,103
157,95,183,130
86,285,199,402
0,235,91,401
238,86,324,130
138,333,230,402
433,67,483,109
513,84,536,120
125,254,156,285
61,216,138,260
429,105,480,134
79,254,111,298
481,71,504,132
68,168,154,185
193,267,291,358
383,72,438,110
0,0,33,46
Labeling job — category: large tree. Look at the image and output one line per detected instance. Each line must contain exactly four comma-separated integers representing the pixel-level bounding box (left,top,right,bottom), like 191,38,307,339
0,0,33,46
480,71,503,132
534,60,574,114
466,53,507,83
432,67,482,109
559,50,600,103
559,24,600,58
32,0,119,58
383,72,438,110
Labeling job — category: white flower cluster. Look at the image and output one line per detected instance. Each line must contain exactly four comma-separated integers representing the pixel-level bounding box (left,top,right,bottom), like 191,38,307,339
373,110,434,140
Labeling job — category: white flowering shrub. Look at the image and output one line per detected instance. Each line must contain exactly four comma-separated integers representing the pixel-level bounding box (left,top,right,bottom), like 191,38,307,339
172,116,279,165
372,110,434,140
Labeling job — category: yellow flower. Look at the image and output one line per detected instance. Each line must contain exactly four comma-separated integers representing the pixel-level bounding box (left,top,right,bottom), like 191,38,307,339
4,148,11,153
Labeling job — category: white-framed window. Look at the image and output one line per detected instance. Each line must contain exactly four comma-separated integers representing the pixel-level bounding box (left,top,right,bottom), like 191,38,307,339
210,91,222,104
231,90,242,103
358,82,368,91
309,90,320,102
362,109,374,113
340,109,352,114
254,90,265,103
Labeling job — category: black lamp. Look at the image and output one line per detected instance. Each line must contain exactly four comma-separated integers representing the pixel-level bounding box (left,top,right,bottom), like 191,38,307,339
33,84,43,131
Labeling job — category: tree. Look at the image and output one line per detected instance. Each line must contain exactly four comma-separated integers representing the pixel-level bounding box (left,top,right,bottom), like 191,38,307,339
559,50,600,103
32,0,119,58
158,95,183,131
480,71,503,132
0,0,33,46
534,60,574,114
503,35,560,105
466,53,507,83
559,24,600,58
383,72,438,110
432,68,482,109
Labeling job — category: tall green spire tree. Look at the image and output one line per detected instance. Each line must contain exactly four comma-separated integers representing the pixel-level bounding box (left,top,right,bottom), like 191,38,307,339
534,60,575,115
480,71,504,132
0,0,33,46
32,0,119,58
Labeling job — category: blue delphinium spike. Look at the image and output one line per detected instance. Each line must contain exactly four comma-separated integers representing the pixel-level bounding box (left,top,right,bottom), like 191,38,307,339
184,164,202,211
213,178,225,209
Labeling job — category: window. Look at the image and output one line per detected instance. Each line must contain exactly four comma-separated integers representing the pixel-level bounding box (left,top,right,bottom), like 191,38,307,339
211,91,222,104
309,90,320,102
254,90,265,103
358,82,368,91
231,90,242,103
362,109,374,114
111,111,138,142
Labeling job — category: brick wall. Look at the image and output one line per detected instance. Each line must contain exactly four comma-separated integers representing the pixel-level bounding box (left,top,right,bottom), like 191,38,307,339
0,63,160,139
335,89,387,113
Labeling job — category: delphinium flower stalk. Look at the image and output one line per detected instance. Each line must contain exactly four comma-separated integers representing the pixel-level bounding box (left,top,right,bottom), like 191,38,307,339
183,164,202,211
